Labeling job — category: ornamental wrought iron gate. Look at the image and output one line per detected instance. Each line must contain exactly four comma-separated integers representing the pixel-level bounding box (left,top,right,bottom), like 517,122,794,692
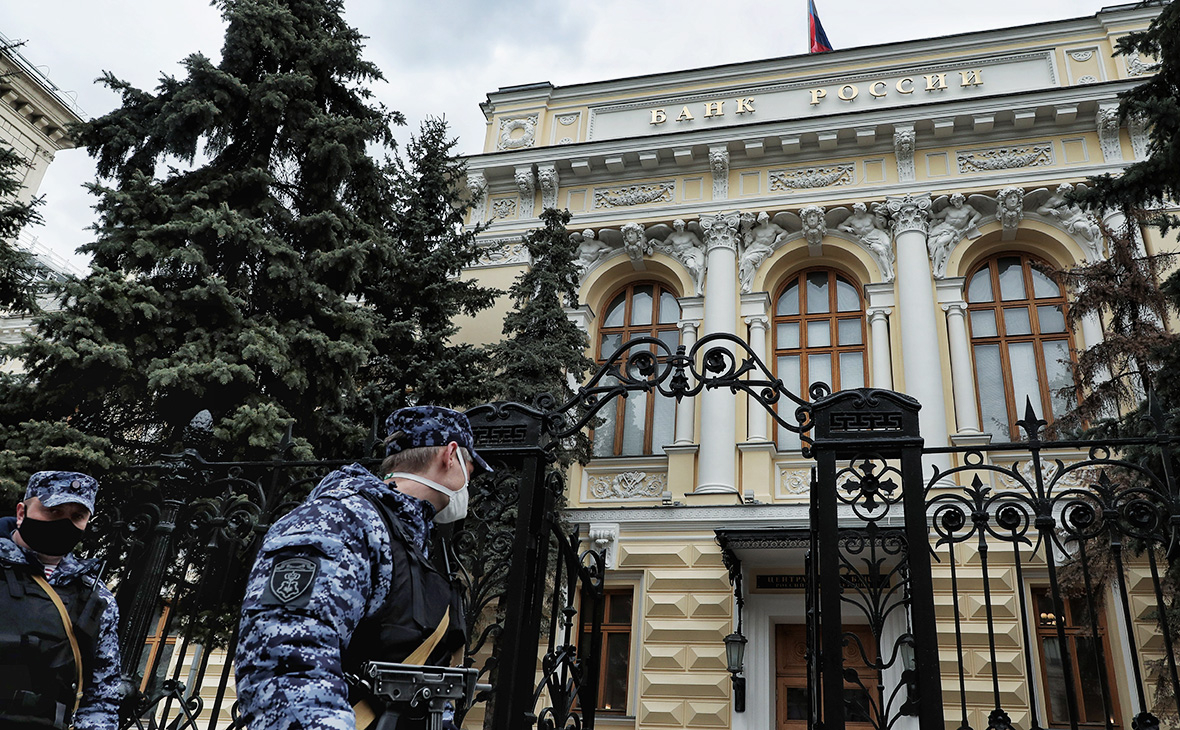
79,330,1180,730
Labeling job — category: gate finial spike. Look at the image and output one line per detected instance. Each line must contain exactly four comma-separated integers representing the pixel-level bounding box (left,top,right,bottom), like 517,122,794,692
1016,396,1046,441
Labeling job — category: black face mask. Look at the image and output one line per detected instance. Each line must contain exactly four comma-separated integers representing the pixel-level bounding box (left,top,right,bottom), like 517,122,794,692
16,516,86,557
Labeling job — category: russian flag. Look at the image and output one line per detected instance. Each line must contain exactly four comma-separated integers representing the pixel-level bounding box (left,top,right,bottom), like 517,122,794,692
808,0,833,53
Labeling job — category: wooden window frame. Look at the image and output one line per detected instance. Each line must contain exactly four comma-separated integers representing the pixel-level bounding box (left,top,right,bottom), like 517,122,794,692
772,269,868,446
594,282,680,456
580,587,634,714
1032,587,1121,728
138,601,178,692
966,253,1078,441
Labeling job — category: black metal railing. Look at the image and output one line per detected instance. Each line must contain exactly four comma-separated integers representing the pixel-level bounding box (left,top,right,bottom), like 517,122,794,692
78,329,1180,730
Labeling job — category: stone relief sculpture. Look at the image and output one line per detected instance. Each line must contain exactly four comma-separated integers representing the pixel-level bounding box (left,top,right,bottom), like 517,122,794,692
571,229,614,277
1033,183,1104,258
995,186,1025,240
537,164,560,210
894,126,916,182
709,147,729,200
836,202,895,281
467,171,487,223
739,211,789,293
648,219,706,296
621,222,653,267
498,115,538,150
927,193,983,278
514,167,536,219
799,205,827,249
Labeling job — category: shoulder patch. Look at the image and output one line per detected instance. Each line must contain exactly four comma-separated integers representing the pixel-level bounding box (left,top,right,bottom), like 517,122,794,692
262,556,320,607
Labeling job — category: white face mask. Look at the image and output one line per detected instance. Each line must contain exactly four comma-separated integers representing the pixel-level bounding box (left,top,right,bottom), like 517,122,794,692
386,449,470,524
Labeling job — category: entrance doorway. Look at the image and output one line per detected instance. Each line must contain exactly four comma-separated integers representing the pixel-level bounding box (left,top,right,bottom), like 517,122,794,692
776,624,878,730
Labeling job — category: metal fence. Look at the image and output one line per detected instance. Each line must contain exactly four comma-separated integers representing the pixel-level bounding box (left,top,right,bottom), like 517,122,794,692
77,331,1180,730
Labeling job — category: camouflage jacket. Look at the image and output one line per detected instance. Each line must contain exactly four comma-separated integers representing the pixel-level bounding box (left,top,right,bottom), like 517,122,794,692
234,463,439,730
0,516,122,730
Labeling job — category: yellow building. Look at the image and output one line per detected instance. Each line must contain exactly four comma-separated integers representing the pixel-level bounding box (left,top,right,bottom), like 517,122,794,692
459,3,1177,729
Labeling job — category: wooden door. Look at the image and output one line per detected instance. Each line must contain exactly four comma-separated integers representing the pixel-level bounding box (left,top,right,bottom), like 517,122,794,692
776,624,878,730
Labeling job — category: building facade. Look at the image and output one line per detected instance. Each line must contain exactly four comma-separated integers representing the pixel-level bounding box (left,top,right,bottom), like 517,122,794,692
459,4,1176,729
0,32,85,362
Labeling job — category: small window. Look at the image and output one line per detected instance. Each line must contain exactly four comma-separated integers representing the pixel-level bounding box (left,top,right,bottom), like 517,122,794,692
1033,588,1120,727
581,588,634,713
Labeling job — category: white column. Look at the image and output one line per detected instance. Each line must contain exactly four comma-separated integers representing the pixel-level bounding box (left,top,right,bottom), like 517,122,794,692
886,194,951,450
696,212,742,493
674,315,701,445
863,282,895,391
867,309,893,390
741,292,772,442
942,301,981,433
935,278,982,436
745,314,770,441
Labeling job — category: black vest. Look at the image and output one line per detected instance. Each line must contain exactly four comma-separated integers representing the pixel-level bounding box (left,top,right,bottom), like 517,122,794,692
0,560,105,729
342,493,467,677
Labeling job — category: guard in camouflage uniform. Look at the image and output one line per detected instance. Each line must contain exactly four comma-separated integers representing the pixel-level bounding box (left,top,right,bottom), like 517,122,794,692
0,471,122,730
235,406,491,730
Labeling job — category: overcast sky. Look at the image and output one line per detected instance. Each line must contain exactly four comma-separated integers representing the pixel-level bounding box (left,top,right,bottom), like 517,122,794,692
4,0,1117,271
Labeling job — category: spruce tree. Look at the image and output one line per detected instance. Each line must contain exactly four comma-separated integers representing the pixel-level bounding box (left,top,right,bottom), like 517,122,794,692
0,143,43,314
0,0,401,491
355,116,498,421
1053,221,1178,435
1073,0,1180,234
1060,0,1180,433
490,207,594,466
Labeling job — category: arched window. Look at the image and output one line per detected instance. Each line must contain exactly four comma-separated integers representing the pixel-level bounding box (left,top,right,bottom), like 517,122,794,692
967,253,1076,441
593,282,681,457
773,269,867,447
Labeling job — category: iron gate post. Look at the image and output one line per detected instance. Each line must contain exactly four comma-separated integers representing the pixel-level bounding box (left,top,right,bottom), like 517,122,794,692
808,388,944,730
466,403,556,729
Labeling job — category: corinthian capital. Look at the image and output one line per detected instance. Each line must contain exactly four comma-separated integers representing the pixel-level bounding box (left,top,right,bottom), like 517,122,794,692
700,211,742,253
885,193,932,236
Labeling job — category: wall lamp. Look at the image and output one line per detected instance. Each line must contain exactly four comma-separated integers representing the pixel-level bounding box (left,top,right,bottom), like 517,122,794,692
724,630,747,713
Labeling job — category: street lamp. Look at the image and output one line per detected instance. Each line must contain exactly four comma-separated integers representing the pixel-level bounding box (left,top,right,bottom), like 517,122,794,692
724,631,747,713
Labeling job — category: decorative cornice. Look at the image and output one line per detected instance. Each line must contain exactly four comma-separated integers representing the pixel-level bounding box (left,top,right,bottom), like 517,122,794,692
885,193,932,236
565,502,811,528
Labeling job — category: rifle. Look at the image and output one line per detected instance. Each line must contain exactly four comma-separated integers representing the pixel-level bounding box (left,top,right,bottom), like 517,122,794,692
356,662,490,730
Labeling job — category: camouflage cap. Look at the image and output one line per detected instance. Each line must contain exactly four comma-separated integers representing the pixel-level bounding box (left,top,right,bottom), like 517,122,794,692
24,471,99,514
384,406,493,474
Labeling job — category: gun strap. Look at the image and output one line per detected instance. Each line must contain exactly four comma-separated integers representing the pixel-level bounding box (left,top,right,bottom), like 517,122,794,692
32,573,85,722
352,606,450,729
